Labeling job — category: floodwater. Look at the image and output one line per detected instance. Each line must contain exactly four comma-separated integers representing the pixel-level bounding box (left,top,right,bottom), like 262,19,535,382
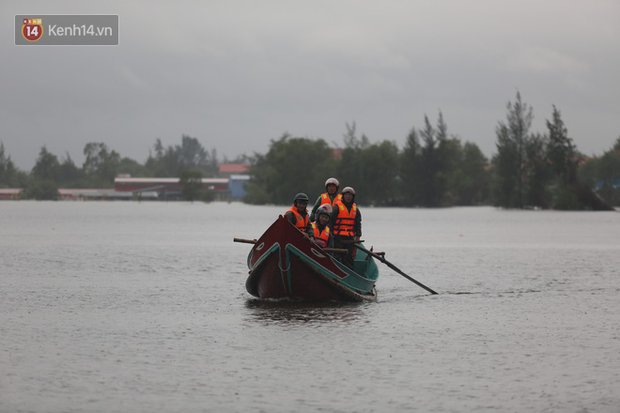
1,201,619,413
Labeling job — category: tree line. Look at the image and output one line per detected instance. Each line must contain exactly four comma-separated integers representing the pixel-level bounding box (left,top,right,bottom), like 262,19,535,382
1,92,618,207
0,135,225,200
246,93,619,209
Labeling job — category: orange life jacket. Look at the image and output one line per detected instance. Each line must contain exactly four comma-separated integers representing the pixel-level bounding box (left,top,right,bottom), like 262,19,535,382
321,192,342,206
333,201,357,237
311,222,330,247
286,206,309,232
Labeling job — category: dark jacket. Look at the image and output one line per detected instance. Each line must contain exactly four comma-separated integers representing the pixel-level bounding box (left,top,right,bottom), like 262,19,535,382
309,192,341,222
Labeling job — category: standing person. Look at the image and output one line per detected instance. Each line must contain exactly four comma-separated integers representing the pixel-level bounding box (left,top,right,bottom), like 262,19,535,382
285,192,312,236
309,177,342,222
330,187,361,269
311,204,332,248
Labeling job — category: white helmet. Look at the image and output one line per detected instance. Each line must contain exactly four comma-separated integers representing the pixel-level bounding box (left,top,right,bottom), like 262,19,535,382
342,186,355,196
341,186,356,201
325,177,339,190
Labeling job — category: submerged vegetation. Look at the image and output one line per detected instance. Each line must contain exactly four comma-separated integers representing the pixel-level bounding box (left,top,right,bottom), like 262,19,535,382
1,92,619,208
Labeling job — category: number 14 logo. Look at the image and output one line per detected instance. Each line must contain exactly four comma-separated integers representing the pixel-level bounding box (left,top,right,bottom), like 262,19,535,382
22,19,43,42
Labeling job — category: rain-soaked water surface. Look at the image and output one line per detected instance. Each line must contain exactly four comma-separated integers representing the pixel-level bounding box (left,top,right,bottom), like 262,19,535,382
1,202,619,412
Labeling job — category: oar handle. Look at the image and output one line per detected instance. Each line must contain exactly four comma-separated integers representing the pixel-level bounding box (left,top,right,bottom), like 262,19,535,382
325,248,348,253
233,238,257,244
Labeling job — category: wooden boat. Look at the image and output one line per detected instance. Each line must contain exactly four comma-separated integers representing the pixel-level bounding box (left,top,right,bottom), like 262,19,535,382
244,215,379,302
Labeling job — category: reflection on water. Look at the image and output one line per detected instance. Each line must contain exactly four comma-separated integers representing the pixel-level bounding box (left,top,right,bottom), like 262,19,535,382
244,298,367,325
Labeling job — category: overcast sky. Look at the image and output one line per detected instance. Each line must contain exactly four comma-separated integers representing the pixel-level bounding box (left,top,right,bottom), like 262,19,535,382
2,0,619,170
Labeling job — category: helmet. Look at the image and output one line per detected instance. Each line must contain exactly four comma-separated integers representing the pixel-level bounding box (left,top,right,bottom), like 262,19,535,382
325,177,340,190
317,204,332,219
294,192,309,203
341,187,356,196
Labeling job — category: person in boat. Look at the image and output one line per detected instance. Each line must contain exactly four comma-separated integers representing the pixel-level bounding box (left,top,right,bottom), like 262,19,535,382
285,192,312,237
329,186,361,269
311,204,333,249
309,177,342,222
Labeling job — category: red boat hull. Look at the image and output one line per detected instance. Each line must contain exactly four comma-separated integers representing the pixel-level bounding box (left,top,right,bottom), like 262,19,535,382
245,216,378,302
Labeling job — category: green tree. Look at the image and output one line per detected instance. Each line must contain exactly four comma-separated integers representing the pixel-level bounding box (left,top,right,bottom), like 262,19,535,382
430,136,490,206
492,92,534,208
244,134,334,205
83,142,120,186
31,146,60,182
0,142,26,188
224,153,258,165
154,138,164,159
400,127,422,206
401,113,465,207
546,105,577,186
242,152,270,204
337,131,365,199
25,180,59,200
419,115,438,206
357,140,400,206
336,123,400,206
58,153,85,188
144,135,218,177
117,157,147,177
145,138,169,176
158,145,182,177
523,133,552,207
596,149,620,206
458,142,490,205
439,137,463,206
575,152,618,209
178,135,208,172
179,169,203,202
418,113,450,207
544,106,589,209
342,122,370,150
577,158,598,188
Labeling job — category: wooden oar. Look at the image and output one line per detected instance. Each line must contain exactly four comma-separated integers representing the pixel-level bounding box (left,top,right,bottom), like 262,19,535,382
352,242,438,295
234,237,257,244
233,238,348,253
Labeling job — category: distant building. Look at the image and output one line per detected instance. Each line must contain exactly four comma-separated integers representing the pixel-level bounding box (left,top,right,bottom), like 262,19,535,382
114,176,229,200
58,189,136,201
219,163,250,177
0,188,22,200
229,174,250,200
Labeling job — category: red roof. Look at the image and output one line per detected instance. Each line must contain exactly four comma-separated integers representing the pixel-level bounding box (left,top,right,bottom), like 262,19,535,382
219,163,250,174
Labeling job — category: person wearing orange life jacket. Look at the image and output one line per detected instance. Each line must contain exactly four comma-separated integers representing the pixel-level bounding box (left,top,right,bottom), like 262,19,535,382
311,204,332,248
285,192,312,237
329,186,361,269
309,177,342,222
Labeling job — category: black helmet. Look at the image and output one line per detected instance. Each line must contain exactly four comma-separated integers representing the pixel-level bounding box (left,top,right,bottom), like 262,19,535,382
325,177,339,190
294,192,309,203
316,204,332,220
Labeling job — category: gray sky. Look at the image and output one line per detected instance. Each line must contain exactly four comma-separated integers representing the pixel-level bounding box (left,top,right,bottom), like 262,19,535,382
2,0,619,171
